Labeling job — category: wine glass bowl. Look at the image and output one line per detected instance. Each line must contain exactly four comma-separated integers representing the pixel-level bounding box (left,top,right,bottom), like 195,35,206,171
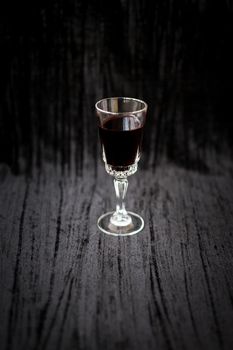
95,97,147,236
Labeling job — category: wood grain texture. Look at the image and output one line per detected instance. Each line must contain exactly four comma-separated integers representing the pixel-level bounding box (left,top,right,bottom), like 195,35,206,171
0,162,233,350
0,1,233,349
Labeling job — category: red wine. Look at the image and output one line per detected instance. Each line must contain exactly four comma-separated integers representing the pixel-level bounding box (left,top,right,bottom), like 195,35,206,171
98,116,144,167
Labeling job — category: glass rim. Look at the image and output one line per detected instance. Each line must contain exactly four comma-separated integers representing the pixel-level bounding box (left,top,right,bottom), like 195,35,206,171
95,97,148,115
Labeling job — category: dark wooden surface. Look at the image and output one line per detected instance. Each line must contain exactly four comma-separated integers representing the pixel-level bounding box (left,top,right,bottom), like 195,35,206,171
1,1,233,349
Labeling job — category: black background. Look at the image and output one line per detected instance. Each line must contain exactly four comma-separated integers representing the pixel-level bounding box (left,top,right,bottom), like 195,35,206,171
1,0,232,174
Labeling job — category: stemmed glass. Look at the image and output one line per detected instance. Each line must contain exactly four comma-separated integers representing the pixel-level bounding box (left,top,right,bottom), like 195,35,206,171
95,97,147,236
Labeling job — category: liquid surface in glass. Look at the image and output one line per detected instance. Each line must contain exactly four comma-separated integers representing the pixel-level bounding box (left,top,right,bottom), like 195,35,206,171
98,115,143,167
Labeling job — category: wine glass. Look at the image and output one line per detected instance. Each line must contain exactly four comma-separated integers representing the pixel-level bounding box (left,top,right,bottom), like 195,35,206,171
95,97,147,236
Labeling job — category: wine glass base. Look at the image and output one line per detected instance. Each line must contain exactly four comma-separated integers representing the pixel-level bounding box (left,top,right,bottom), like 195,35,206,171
97,211,144,236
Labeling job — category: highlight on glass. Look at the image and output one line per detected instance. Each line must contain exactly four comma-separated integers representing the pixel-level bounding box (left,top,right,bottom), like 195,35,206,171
95,97,147,236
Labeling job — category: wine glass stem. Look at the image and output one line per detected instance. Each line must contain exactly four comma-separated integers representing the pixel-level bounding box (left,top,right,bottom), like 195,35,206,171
114,177,128,217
